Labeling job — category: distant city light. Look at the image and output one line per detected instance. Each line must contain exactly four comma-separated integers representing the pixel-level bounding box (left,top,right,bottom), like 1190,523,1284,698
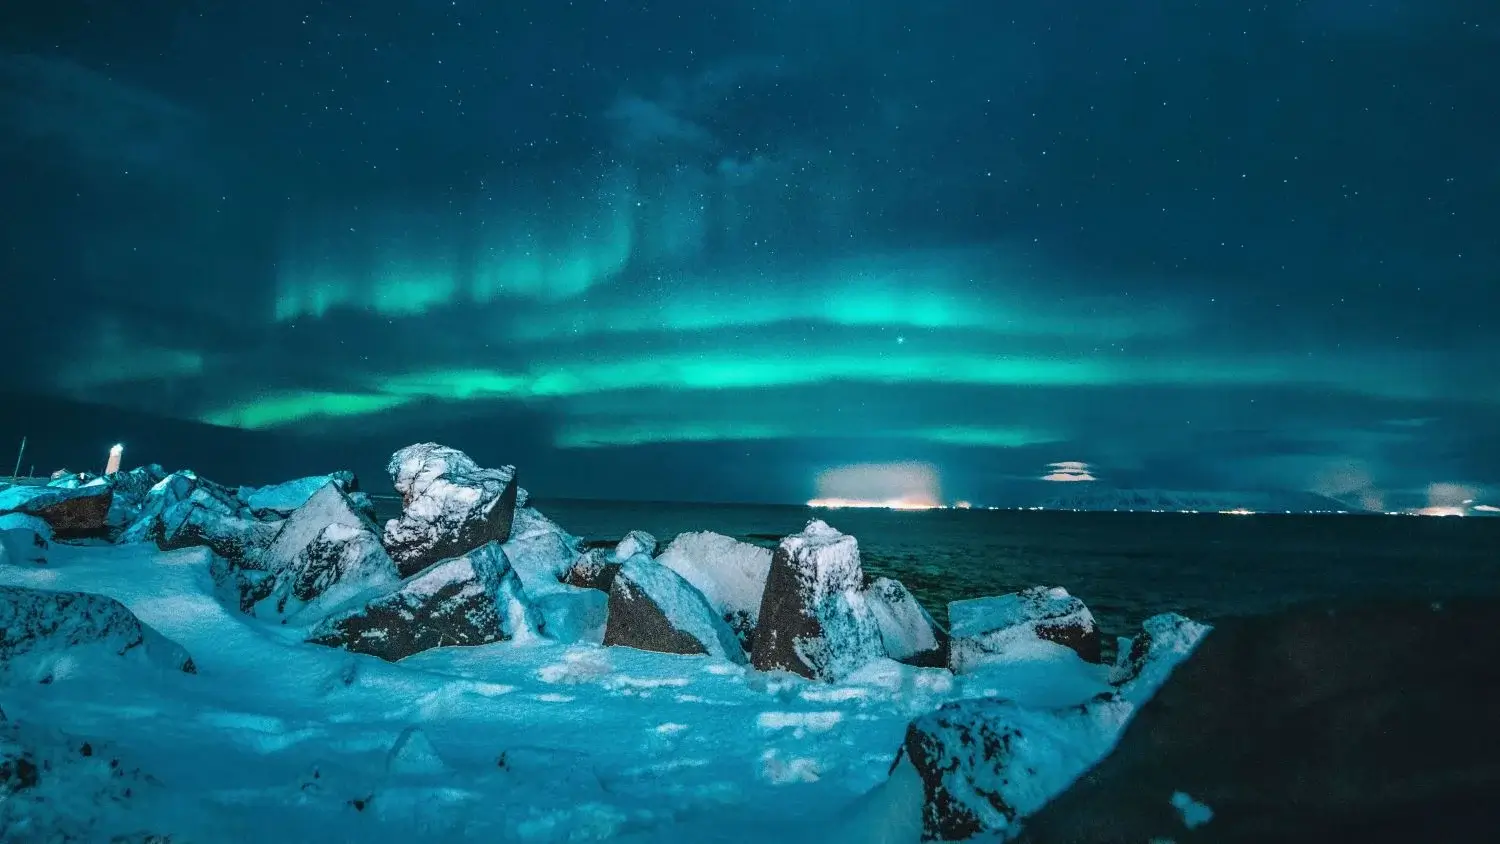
806,497,941,511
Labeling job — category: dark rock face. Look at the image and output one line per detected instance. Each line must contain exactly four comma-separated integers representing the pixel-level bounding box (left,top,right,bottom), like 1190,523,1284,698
751,520,883,680
381,443,521,578
563,547,620,592
1015,601,1500,844
948,586,1102,673
0,585,196,675
157,504,280,568
307,541,540,661
603,555,745,661
240,483,400,622
0,484,114,539
116,471,244,545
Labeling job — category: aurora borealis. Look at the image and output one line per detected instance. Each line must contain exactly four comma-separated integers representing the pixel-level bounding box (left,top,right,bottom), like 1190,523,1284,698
2,1,1497,504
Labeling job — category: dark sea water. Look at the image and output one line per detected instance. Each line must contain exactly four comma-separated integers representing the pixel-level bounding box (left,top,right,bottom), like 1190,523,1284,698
375,497,1500,641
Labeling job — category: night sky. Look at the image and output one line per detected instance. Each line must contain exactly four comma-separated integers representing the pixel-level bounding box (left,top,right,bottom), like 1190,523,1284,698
1,0,1496,507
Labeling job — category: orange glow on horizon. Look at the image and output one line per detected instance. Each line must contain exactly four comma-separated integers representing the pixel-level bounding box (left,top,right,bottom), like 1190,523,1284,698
806,496,942,511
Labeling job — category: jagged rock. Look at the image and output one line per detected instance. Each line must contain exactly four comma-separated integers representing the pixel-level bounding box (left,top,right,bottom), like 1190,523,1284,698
382,443,521,578
948,586,1102,673
237,471,359,518
157,503,280,567
899,612,1207,841
657,531,772,650
563,547,619,592
242,483,400,623
117,471,243,545
0,483,114,539
614,530,656,559
751,520,884,681
307,541,540,661
604,554,745,662
865,576,948,668
502,506,582,594
0,585,196,676
1015,601,1499,844
104,464,168,528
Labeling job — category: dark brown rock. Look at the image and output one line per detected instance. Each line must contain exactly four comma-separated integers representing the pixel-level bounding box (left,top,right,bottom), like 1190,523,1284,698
948,586,1101,673
157,504,280,568
381,444,521,578
0,485,114,539
750,520,883,680
1015,600,1500,844
563,548,620,592
603,556,745,661
0,585,196,674
306,541,540,662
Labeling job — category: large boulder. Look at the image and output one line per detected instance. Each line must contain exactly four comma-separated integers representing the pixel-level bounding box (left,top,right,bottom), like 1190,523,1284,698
241,482,401,623
563,547,619,592
382,443,521,578
603,554,746,662
750,520,884,681
116,470,244,544
157,502,281,568
1015,601,1500,844
102,463,168,528
0,585,197,678
307,541,540,661
237,471,359,518
898,612,1208,841
0,513,50,566
656,530,772,649
502,506,583,593
864,576,948,668
948,586,1102,673
0,483,114,539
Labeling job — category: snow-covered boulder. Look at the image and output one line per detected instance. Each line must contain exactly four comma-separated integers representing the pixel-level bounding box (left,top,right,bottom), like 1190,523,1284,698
864,576,947,668
603,554,746,662
897,612,1207,841
0,585,197,678
531,584,609,645
116,470,244,544
241,483,401,623
382,443,522,578
502,506,582,594
0,526,48,566
0,483,114,539
1,721,179,841
102,463,168,528
307,541,540,661
0,513,50,566
157,502,280,567
563,547,619,592
614,530,656,560
237,470,359,518
656,530,771,649
751,520,884,681
1015,603,1500,843
948,586,1102,673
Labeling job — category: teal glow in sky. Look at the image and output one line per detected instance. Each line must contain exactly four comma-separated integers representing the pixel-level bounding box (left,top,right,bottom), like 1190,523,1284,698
2,0,1497,503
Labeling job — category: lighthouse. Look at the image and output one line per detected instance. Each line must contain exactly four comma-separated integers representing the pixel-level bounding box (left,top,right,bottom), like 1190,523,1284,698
105,443,124,476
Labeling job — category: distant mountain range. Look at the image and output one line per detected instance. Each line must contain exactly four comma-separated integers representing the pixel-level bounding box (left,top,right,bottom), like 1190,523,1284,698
1032,486,1364,514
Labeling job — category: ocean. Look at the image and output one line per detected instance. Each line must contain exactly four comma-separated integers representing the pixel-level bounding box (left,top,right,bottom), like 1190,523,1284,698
375,497,1500,642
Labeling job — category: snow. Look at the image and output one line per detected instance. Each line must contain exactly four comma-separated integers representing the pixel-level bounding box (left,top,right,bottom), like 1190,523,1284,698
0,456,1213,843
1170,790,1214,829
238,472,355,518
656,530,772,638
948,586,1100,673
863,577,942,664
382,444,522,576
614,530,657,560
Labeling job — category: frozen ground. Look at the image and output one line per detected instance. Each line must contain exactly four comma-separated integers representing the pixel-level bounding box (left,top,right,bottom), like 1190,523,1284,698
0,538,1120,843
